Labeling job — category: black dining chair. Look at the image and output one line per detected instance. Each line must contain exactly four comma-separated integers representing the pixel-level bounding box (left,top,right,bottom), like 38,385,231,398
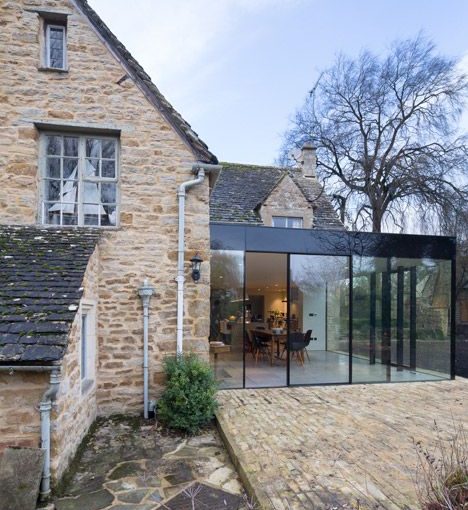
303,329,312,361
281,332,308,366
252,332,270,364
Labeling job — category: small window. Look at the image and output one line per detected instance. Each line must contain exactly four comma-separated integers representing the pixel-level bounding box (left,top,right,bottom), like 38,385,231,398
41,133,119,227
45,22,66,69
272,216,303,229
80,304,96,392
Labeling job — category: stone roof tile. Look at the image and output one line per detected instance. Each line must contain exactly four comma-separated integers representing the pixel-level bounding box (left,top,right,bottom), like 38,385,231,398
210,163,344,229
0,226,99,364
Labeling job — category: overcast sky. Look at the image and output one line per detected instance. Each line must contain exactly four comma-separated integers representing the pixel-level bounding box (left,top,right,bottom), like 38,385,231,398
90,0,468,165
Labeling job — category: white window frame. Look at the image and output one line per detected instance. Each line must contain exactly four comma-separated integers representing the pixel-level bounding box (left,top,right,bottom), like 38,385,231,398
80,302,96,394
39,132,120,228
45,23,67,70
272,216,304,229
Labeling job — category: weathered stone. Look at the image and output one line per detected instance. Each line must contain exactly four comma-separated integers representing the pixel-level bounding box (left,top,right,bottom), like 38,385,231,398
0,447,44,510
108,461,145,481
116,488,149,504
54,489,114,510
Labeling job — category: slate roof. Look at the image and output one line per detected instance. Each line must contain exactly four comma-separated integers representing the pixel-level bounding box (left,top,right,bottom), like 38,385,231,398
0,226,99,364
210,163,344,229
74,0,217,164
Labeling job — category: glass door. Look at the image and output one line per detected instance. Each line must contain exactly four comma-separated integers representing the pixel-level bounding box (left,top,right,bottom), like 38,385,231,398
244,252,288,388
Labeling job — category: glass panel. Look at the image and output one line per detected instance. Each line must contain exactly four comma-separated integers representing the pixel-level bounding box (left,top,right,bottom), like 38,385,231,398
272,217,287,228
101,183,116,203
101,160,115,178
289,217,303,229
210,250,244,389
63,158,78,179
45,180,60,201
64,137,78,157
84,204,100,226
85,159,99,178
86,139,101,158
101,204,117,226
46,157,60,178
46,136,61,156
49,27,64,68
245,252,287,388
102,140,115,159
352,257,451,382
290,255,350,385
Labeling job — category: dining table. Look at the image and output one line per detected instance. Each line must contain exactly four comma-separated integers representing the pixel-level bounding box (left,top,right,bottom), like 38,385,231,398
252,328,287,366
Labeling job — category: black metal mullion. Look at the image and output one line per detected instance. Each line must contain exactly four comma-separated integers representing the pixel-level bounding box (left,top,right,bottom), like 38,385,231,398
242,250,246,389
369,272,376,365
396,267,404,371
382,259,392,382
409,267,417,370
287,253,291,387
349,255,353,384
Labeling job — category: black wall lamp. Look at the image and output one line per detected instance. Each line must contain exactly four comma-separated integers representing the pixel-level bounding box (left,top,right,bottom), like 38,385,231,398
190,253,203,282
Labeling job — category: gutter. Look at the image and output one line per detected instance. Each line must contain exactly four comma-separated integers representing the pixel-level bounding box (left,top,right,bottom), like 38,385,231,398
0,364,61,500
176,162,221,355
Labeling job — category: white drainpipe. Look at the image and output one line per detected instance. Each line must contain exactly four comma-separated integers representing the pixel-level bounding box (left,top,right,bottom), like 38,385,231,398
0,364,60,500
176,162,221,355
138,279,155,419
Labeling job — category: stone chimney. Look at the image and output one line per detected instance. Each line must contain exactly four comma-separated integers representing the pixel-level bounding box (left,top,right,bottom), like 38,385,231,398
300,142,317,178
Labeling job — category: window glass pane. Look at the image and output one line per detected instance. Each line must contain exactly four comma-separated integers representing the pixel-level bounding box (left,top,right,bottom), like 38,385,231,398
46,157,61,178
45,180,60,201
101,160,115,178
272,217,287,228
83,204,100,226
83,181,100,203
101,183,116,203
64,137,78,157
210,250,244,389
62,212,78,225
102,140,115,159
101,205,117,226
47,136,62,156
289,217,303,228
85,159,99,178
290,255,350,385
63,158,78,179
48,27,64,68
352,256,451,383
86,139,101,158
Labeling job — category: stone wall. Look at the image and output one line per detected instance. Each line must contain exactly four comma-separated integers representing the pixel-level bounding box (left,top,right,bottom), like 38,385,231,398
0,0,211,426
51,245,99,480
260,174,314,228
0,371,48,451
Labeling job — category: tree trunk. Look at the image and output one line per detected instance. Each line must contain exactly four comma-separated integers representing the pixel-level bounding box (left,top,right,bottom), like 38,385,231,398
372,208,382,233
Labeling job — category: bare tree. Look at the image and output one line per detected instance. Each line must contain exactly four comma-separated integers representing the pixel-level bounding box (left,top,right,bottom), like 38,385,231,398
280,35,468,233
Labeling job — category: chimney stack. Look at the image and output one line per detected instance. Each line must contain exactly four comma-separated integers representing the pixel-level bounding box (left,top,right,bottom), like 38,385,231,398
300,142,317,178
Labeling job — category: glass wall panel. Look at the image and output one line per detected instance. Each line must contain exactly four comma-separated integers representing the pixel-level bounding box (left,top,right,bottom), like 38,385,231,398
209,250,244,389
289,255,350,385
352,257,451,382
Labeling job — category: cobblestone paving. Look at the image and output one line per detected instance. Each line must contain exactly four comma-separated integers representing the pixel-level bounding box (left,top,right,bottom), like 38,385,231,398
52,416,244,510
216,379,468,510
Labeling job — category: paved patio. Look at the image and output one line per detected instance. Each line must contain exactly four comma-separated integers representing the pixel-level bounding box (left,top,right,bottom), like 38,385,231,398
216,378,468,510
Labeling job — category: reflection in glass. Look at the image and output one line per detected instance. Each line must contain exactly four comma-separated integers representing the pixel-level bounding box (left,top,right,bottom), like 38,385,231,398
352,257,451,382
290,255,350,384
209,250,244,389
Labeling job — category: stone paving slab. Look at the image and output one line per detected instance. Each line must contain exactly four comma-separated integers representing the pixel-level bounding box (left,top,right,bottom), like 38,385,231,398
216,379,468,510
52,416,244,510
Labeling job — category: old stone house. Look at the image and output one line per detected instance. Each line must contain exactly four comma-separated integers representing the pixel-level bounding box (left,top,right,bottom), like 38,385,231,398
0,0,457,500
0,0,218,497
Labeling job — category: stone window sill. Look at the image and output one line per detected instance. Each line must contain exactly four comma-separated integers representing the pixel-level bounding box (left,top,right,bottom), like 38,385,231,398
38,66,69,74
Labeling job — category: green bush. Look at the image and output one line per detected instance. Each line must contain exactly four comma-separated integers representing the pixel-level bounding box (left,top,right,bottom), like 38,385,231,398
157,353,218,433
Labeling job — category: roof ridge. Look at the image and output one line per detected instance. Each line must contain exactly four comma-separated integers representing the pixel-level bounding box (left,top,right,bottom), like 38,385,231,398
72,0,216,163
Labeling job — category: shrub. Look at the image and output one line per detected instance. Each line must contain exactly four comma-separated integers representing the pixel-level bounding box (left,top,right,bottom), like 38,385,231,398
157,353,218,434
414,420,468,509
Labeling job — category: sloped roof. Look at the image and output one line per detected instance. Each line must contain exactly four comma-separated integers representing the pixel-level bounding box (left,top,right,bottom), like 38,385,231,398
74,0,217,164
0,226,99,364
210,163,344,229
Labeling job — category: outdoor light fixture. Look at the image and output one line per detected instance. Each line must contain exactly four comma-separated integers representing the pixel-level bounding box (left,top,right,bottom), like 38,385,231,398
190,253,203,282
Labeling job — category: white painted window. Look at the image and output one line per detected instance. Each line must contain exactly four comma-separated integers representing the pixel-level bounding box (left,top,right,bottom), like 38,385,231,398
272,216,303,229
45,23,66,69
80,303,96,393
40,133,119,227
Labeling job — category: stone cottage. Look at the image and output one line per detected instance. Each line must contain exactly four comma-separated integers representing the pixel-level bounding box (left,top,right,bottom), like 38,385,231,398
0,0,218,497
